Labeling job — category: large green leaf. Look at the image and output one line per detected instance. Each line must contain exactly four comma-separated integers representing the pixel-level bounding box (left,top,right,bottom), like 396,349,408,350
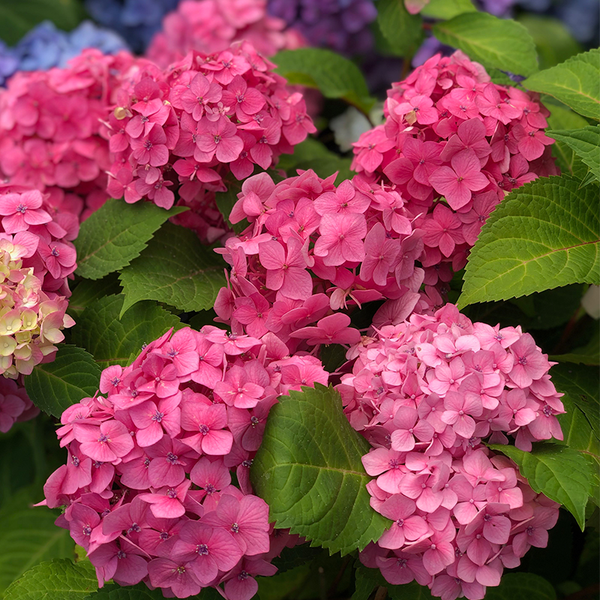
70,295,182,367
352,563,434,600
548,127,600,181
0,491,75,598
518,16,582,71
551,329,599,365
546,104,591,179
489,443,594,529
84,583,176,599
251,384,390,555
74,199,187,280
271,49,376,114
4,559,97,600
432,13,538,77
0,0,85,45
458,177,600,308
24,346,101,418
552,363,600,444
421,0,476,20
524,49,600,120
257,565,312,600
484,573,556,600
507,284,586,331
67,274,122,317
375,0,425,58
119,223,226,316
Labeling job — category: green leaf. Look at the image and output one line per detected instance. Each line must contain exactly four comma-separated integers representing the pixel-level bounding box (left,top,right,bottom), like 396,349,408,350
524,49,600,120
551,329,599,365
0,489,75,597
458,176,600,308
375,0,425,58
271,49,376,114
251,384,390,555
119,223,226,316
74,199,187,280
551,363,600,443
484,573,556,600
70,295,182,367
352,564,434,600
507,284,585,331
4,559,97,600
432,13,538,77
271,544,322,574
489,443,594,529
85,583,223,599
518,16,583,70
547,104,591,178
277,138,333,169
84,582,170,599
0,0,85,45
278,138,353,184
421,0,476,20
548,127,600,181
188,309,224,331
24,346,101,418
214,183,247,235
68,274,122,317
257,564,312,600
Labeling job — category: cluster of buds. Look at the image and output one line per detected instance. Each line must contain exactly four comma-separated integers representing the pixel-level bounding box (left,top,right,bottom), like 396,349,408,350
336,304,564,599
352,52,558,288
43,326,328,598
147,0,305,68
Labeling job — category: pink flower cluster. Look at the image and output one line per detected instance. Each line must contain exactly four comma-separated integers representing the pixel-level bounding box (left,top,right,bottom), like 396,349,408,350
0,186,76,378
0,185,78,295
0,49,148,222
43,325,328,599
214,168,444,354
147,0,305,69
0,376,39,432
105,42,315,230
336,304,564,600
352,52,558,287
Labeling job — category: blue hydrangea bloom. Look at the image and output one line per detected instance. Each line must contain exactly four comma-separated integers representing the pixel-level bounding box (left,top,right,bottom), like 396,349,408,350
267,0,377,56
0,42,19,86
0,20,129,85
84,0,181,53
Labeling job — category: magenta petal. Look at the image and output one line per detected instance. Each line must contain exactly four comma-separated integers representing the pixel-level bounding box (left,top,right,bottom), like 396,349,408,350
202,429,234,455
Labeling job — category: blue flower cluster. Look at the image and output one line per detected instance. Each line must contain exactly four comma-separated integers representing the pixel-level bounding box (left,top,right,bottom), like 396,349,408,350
84,0,181,53
267,0,377,56
0,20,128,86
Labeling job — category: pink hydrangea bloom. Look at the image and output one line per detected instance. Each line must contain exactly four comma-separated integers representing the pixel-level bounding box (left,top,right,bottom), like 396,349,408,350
214,168,437,356
352,51,558,291
0,201,76,380
0,50,151,223
336,303,564,600
147,0,305,68
105,41,315,243
42,325,327,598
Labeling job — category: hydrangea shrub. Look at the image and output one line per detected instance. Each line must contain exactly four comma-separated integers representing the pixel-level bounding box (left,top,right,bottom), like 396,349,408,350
0,2,596,600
